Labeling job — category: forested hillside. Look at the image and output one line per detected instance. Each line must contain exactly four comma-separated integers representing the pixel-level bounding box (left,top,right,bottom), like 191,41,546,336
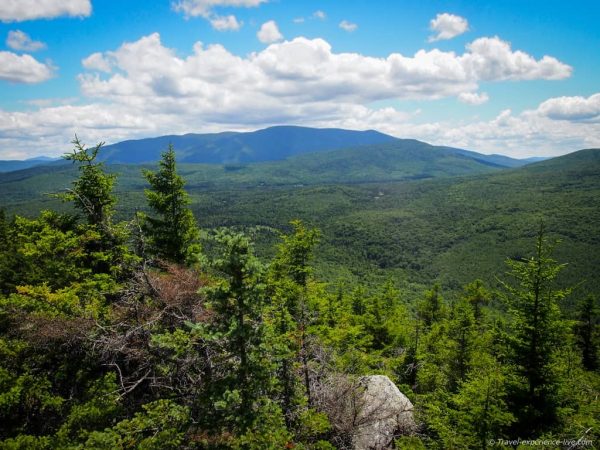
0,140,597,449
1,145,597,298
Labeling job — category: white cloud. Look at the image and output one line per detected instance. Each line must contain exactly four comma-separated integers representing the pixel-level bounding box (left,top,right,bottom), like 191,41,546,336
6,30,46,51
82,52,113,72
458,92,489,105
210,14,241,31
293,17,305,24
0,51,54,83
257,20,283,43
0,0,91,22
339,20,357,32
0,33,584,158
420,106,600,157
429,13,468,42
313,10,326,20
537,93,600,121
172,0,267,17
463,37,571,80
172,0,266,30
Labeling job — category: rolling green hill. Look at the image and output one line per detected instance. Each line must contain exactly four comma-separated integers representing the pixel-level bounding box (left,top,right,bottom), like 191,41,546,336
175,148,600,299
1,145,598,300
0,138,520,214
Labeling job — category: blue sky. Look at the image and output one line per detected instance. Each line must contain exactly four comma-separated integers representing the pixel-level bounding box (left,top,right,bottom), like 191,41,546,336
1,0,599,159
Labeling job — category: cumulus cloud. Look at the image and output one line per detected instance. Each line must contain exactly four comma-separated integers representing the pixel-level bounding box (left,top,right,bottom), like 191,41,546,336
210,14,241,31
0,33,585,158
6,30,46,51
458,92,489,105
0,51,54,83
339,20,357,32
429,13,468,42
0,0,91,22
172,0,267,30
81,52,113,72
420,106,600,157
464,37,571,80
257,20,283,43
537,93,600,121
313,10,326,20
172,0,267,17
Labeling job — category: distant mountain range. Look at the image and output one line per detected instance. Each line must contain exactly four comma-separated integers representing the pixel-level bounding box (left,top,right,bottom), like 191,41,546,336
96,126,399,164
0,156,60,173
0,126,540,173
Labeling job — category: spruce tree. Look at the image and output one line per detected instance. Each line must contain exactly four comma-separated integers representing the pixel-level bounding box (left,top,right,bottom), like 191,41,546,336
201,231,272,428
268,221,319,413
62,136,116,228
575,295,599,371
61,136,127,276
142,145,200,264
499,223,570,435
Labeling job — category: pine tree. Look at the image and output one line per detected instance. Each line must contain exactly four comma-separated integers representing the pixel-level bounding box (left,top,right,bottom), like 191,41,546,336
499,223,570,435
142,145,200,264
60,136,128,276
446,298,478,391
202,231,271,427
417,284,446,329
575,295,599,371
62,136,116,228
268,220,320,412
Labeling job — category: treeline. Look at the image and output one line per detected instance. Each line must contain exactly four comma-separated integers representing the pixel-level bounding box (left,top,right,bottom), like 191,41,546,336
0,139,598,449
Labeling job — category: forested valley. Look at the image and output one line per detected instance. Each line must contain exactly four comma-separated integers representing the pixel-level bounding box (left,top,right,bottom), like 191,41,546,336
0,139,598,449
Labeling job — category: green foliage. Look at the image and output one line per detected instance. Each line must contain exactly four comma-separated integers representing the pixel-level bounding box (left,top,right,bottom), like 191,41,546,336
575,295,599,371
142,145,200,265
2,148,600,295
499,224,571,435
0,137,598,448
196,230,272,429
61,136,116,228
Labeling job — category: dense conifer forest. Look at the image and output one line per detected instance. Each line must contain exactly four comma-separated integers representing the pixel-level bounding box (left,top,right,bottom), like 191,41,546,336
0,140,598,449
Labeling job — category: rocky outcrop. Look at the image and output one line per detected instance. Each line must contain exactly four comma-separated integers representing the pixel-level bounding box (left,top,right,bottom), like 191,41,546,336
352,375,416,450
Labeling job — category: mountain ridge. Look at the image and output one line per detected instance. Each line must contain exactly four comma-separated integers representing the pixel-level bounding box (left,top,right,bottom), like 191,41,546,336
1,126,541,170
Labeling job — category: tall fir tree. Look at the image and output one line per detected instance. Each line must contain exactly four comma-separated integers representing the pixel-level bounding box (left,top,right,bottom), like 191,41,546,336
268,220,320,413
499,223,570,435
200,231,272,430
62,136,116,229
142,145,200,265
60,136,128,276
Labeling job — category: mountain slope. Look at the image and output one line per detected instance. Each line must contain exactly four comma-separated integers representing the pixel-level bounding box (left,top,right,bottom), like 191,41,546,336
185,147,600,296
2,126,535,169
0,146,597,298
98,126,398,164
0,157,59,173
0,138,527,214
92,125,533,167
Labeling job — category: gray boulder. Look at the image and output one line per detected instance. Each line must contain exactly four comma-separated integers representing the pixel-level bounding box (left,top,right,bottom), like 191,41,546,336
352,375,416,450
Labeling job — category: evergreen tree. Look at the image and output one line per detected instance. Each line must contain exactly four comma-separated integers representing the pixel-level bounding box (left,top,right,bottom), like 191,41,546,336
417,284,446,329
201,231,272,428
499,223,570,435
142,145,200,264
575,295,599,371
62,136,116,228
60,136,131,277
451,356,514,449
269,220,319,411
463,279,491,323
446,298,478,391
